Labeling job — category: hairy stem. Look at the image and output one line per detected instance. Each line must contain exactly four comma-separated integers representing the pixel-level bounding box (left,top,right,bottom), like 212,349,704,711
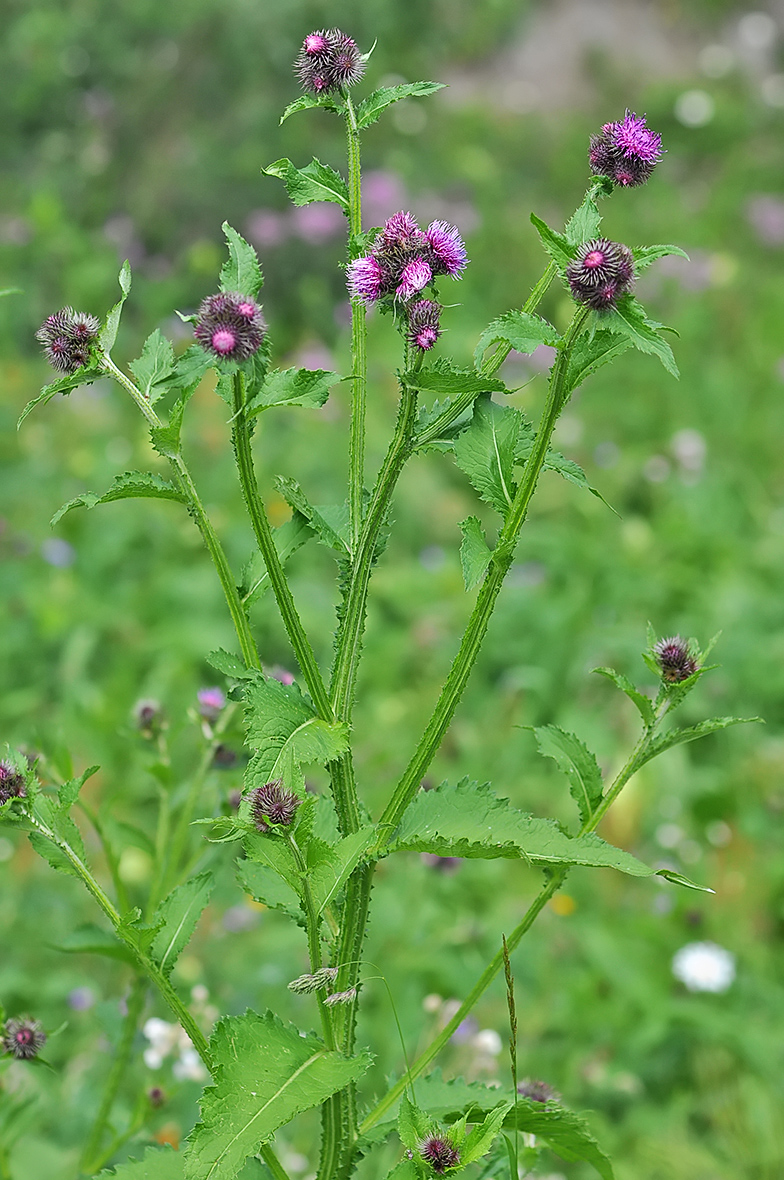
344,91,367,553
260,1143,294,1180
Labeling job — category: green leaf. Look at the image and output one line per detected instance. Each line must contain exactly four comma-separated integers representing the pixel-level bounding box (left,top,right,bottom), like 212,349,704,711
207,648,255,680
636,716,762,772
308,826,377,914
236,858,302,922
415,395,477,451
593,667,655,726
51,471,186,525
246,368,341,414
243,675,349,789
632,244,690,272
58,764,99,810
171,345,212,393
563,328,632,397
241,514,314,607
459,516,493,591
50,922,135,963
565,191,602,246
274,476,350,555
397,1094,432,1150
129,330,176,404
384,1161,418,1180
405,359,507,398
100,260,132,351
280,93,342,123
18,367,101,428
97,1146,184,1178
184,1011,371,1180
461,1103,513,1166
219,222,263,300
473,310,560,369
150,872,214,977
242,828,302,895
453,394,522,515
263,158,349,211
603,295,679,377
355,82,444,129
532,726,603,827
530,214,575,270
527,446,617,513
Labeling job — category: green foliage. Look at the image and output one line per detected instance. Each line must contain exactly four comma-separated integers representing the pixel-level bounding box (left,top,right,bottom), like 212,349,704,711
240,515,314,607
562,329,632,397
51,471,186,525
564,188,603,245
149,872,214,977
280,93,342,124
274,476,350,555
529,214,575,270
634,716,762,773
603,295,679,377
532,725,603,828
129,330,177,405
452,394,523,515
263,158,350,212
100,260,132,353
632,243,690,272
246,367,342,415
593,666,656,727
184,1011,371,1179
219,223,264,300
405,360,506,398
17,366,101,427
50,922,135,963
243,674,349,791
473,311,560,369
236,858,301,922
97,1146,184,1177
458,516,492,591
355,82,444,129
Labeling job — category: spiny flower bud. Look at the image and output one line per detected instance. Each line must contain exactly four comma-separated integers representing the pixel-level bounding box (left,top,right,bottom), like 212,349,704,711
288,967,339,994
589,110,663,188
0,760,26,805
407,300,442,351
346,211,467,309
294,28,365,95
250,780,301,832
419,1135,460,1174
653,635,699,683
566,238,634,312
3,1016,46,1060
517,1078,560,1102
197,686,226,723
324,987,357,1006
194,292,266,363
36,307,99,373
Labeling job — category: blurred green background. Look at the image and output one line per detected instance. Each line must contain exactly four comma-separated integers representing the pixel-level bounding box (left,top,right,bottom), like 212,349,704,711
2,0,784,1176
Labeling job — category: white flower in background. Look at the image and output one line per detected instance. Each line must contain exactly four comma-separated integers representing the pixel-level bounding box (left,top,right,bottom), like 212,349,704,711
672,941,736,993
472,1029,502,1056
142,1017,208,1081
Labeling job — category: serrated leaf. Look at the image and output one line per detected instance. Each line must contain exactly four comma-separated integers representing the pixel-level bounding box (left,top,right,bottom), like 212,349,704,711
129,330,176,404
58,764,99,810
243,675,349,789
474,311,560,368
309,826,377,914
406,359,507,398
18,367,101,428
459,516,493,591
51,471,186,525
603,295,679,377
100,260,132,351
241,514,314,607
636,716,762,772
242,828,302,895
533,726,603,827
184,1011,371,1180
565,192,602,246
274,475,350,555
530,214,575,270
219,222,263,299
50,922,135,963
453,394,522,515
517,444,616,513
246,367,341,415
236,857,302,922
171,345,212,393
632,244,690,272
461,1103,513,1165
564,328,632,397
97,1146,184,1178
29,828,82,879
355,82,444,129
593,667,655,726
384,1161,418,1180
415,395,476,451
207,649,255,680
263,158,349,211
150,872,214,977
397,1094,432,1150
280,93,342,123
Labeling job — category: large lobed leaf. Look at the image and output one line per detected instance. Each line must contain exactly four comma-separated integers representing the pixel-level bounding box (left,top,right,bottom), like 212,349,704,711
150,872,214,977
453,394,524,516
355,82,444,129
184,1011,371,1179
51,471,186,525
473,310,560,369
263,157,349,211
219,222,263,299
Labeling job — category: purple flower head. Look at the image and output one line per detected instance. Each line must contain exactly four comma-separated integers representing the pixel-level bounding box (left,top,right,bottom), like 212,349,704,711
379,211,424,254
347,255,385,305
328,30,365,88
653,635,700,683
566,238,634,312
133,698,163,737
407,300,442,351
194,292,266,362
396,256,432,300
419,1136,460,1174
3,1016,46,1060
0,760,26,806
148,1086,166,1108
518,1078,560,1103
197,686,226,723
294,28,364,94
589,110,663,187
303,31,331,57
36,307,99,373
250,779,301,832
426,221,468,278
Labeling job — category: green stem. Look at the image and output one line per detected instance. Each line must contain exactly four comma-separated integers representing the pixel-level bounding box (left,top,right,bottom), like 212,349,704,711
80,975,147,1173
286,835,335,1050
260,1143,294,1180
101,355,161,429
76,798,130,913
344,91,367,553
377,306,590,840
146,781,172,919
231,372,332,715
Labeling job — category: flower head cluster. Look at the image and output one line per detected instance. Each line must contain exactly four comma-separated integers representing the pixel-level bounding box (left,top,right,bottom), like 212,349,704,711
194,292,266,363
295,29,365,94
653,635,700,683
249,780,301,832
566,238,634,312
589,110,663,187
419,1135,460,1174
0,760,26,806
3,1016,46,1060
36,307,100,373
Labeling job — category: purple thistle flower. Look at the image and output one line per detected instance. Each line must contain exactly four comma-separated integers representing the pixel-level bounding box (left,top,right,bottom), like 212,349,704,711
148,1086,166,1108
396,256,432,300
347,255,385,304
133,698,163,737
0,761,26,806
379,211,425,253
197,686,226,723
613,110,663,163
249,780,301,832
566,238,634,312
303,31,331,57
194,292,266,362
425,220,468,278
36,307,99,373
328,30,365,88
419,1136,460,1174
518,1078,560,1103
589,110,663,187
3,1017,46,1060
653,635,700,683
294,28,364,94
407,300,442,351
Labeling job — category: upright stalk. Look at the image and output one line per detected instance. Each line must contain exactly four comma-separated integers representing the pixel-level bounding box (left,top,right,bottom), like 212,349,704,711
344,92,367,553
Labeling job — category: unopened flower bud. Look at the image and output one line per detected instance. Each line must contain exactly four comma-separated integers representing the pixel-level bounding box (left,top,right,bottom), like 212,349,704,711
249,780,301,832
566,237,634,312
407,300,442,351
419,1135,460,1174
3,1016,46,1060
133,698,163,738
589,110,663,188
517,1078,560,1102
653,635,699,683
36,307,99,373
148,1086,166,1108
197,686,226,723
194,292,266,363
0,761,26,805
294,28,365,95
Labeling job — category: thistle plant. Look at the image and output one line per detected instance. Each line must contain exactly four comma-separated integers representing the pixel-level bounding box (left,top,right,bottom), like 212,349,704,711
2,28,760,1180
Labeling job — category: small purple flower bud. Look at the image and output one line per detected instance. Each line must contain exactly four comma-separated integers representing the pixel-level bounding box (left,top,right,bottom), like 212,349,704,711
303,31,331,56
589,110,663,188
267,664,295,686
419,1136,460,1174
425,221,468,278
148,1086,166,1108
249,780,301,832
294,28,365,94
3,1017,46,1060
0,761,26,806
407,300,442,351
194,292,266,363
653,636,700,683
566,238,634,312
133,698,163,737
36,307,99,373
197,686,226,723
347,255,385,305
328,31,365,88
517,1078,560,1102
396,256,432,300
